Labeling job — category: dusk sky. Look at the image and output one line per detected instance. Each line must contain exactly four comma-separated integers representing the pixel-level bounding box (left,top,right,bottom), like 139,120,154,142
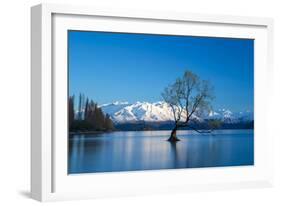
68,31,254,112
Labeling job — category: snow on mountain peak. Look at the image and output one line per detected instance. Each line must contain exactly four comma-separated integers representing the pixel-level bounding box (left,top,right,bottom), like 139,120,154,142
100,101,253,123
101,101,129,107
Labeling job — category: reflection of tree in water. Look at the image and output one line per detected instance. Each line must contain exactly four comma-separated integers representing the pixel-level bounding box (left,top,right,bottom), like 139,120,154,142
169,142,179,168
68,135,86,172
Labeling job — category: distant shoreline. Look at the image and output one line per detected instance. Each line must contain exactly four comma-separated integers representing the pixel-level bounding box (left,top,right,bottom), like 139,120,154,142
69,128,254,136
69,130,114,135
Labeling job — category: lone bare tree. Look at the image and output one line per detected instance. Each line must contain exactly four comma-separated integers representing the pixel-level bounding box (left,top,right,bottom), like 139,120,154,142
162,70,214,142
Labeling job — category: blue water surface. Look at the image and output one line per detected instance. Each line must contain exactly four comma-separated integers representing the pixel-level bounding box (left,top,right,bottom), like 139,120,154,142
68,129,254,174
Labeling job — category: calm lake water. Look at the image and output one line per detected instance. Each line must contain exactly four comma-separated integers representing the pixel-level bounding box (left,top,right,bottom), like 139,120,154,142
68,129,254,174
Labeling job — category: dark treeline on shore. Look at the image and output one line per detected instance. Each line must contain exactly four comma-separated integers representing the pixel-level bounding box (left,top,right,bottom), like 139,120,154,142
69,93,115,132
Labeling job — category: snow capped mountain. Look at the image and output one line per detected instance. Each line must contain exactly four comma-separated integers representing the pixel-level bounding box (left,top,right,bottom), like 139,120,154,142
99,101,130,116
100,101,253,123
100,101,185,123
208,108,253,123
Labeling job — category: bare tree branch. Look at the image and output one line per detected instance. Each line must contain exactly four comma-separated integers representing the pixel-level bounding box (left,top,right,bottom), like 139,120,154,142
186,125,212,134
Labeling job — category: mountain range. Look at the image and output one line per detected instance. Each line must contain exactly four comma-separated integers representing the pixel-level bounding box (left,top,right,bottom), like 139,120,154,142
100,101,253,124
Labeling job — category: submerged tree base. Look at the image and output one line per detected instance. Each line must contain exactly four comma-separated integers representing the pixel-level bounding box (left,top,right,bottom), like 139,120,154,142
167,136,180,142
168,128,180,142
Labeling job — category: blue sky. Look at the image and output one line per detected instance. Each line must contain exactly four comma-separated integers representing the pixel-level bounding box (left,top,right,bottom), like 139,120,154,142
68,31,254,112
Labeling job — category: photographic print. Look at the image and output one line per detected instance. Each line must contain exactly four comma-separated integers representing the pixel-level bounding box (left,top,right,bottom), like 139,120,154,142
68,31,254,174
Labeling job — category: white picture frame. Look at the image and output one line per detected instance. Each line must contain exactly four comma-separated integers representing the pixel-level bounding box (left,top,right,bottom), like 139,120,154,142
31,3,274,202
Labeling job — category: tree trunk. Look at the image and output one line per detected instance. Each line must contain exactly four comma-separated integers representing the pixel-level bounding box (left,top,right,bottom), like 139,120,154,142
168,124,180,142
